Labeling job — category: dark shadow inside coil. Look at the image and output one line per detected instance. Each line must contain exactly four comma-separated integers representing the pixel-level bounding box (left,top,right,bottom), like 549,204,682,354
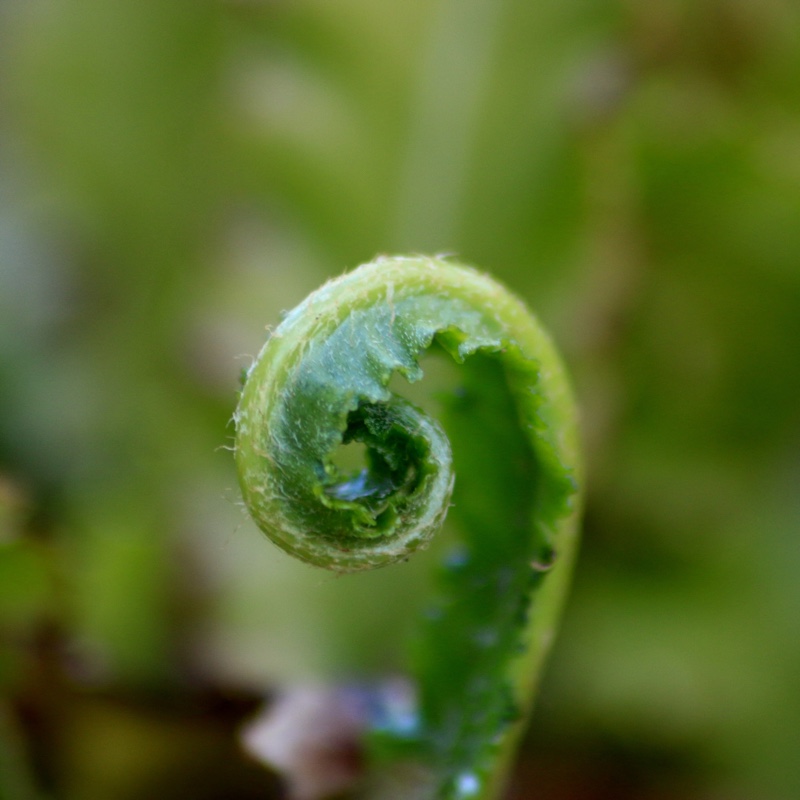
323,403,423,525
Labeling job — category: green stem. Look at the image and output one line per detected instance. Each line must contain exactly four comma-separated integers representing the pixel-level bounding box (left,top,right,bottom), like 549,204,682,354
235,256,582,799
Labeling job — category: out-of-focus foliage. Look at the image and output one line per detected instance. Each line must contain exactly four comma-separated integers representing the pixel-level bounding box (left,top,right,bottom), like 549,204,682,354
1,1,799,798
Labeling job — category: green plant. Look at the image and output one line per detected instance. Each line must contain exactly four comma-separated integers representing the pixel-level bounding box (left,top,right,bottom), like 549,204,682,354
234,255,582,799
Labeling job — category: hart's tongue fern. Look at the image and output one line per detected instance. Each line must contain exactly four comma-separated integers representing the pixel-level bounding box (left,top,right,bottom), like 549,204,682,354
234,255,582,799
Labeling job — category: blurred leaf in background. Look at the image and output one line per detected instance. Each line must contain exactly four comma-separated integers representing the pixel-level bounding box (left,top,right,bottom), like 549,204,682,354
1,0,799,799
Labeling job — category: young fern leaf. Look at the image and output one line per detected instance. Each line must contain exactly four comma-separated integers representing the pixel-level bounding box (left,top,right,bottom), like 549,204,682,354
234,256,582,800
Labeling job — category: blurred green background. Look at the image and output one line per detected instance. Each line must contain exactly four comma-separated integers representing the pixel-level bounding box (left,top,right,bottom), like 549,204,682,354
1,1,799,798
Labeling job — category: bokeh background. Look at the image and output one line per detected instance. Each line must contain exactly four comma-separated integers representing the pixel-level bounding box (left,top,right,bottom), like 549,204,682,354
2,1,799,798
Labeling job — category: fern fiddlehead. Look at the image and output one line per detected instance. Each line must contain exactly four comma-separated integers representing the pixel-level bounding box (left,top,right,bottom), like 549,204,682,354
234,255,582,799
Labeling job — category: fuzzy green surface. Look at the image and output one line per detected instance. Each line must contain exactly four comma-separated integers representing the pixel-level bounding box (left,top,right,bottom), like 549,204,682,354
234,255,581,799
